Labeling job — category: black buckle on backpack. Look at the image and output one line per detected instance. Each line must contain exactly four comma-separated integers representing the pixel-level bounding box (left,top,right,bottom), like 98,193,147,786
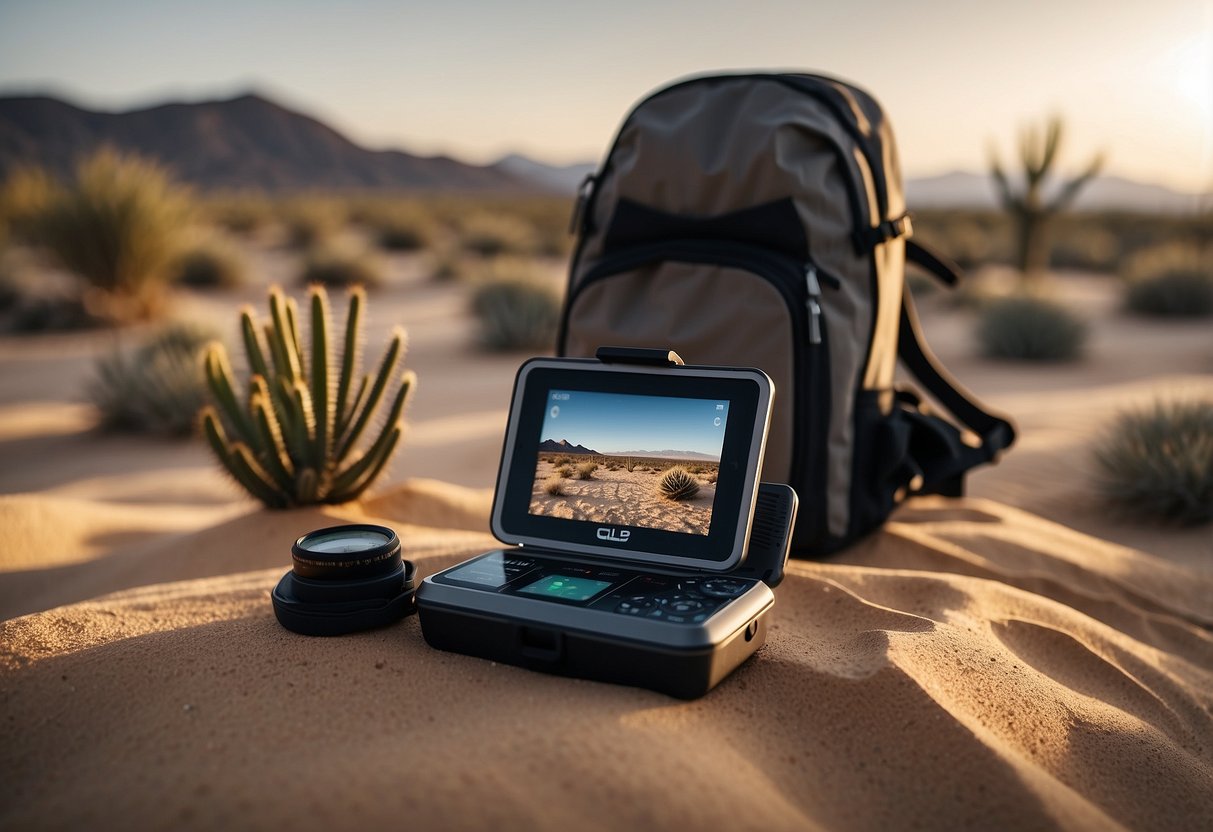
853,212,913,252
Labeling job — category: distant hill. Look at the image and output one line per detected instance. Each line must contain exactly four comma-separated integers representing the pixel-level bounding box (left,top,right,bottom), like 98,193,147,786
0,93,536,192
538,439,598,455
492,153,596,195
904,170,1206,214
611,449,720,461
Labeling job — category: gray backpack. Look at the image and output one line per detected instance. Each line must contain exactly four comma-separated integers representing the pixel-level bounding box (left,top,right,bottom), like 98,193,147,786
557,72,1015,556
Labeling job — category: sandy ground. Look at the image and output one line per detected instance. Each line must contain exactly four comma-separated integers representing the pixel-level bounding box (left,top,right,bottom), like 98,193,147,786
529,459,717,534
0,247,1211,828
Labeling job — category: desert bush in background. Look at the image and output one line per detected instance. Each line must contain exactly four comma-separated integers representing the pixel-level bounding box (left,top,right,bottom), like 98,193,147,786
174,237,250,289
203,192,275,235
469,260,561,350
202,285,415,507
575,461,597,480
657,467,700,500
300,243,385,289
975,295,1088,361
283,198,345,248
0,166,57,243
458,211,538,257
1094,400,1213,525
1122,243,1213,318
430,248,471,282
543,477,564,496
358,203,437,252
90,321,219,436
27,149,194,323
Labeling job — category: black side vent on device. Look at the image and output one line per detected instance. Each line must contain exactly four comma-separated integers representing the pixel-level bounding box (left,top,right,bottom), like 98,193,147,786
729,482,797,587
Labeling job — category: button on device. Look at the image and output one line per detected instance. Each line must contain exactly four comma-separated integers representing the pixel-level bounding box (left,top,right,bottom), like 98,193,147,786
667,598,704,614
616,595,655,615
699,578,750,599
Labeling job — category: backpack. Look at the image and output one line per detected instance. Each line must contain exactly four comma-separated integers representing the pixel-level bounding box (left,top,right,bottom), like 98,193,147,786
557,71,1016,556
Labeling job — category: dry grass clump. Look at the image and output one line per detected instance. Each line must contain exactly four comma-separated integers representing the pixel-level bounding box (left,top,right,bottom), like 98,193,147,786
174,237,249,289
1094,400,1213,525
555,464,574,478
543,477,564,496
458,212,537,257
469,262,561,351
575,461,598,480
367,205,436,252
204,193,275,235
283,198,345,248
657,467,700,500
300,243,385,289
975,295,1087,362
28,149,194,323
1122,244,1213,318
89,321,219,436
0,166,56,243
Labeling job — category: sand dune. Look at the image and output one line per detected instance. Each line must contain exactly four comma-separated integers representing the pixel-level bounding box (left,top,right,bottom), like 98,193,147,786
1,483,1209,831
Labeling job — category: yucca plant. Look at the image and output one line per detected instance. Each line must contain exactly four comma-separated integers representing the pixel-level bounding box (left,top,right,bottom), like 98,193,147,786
201,284,415,508
658,467,700,501
31,149,194,322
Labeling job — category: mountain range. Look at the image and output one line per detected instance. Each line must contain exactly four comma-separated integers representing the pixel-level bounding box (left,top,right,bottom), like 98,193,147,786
538,439,598,455
0,91,1203,211
611,450,721,461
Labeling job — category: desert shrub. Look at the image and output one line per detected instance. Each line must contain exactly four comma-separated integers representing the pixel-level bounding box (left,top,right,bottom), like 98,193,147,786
975,295,1087,361
707,472,718,484
658,467,700,500
543,477,564,496
201,285,415,507
283,198,344,248
575,461,597,480
89,321,219,436
430,249,471,283
204,193,274,235
0,166,57,242
458,212,537,257
1094,400,1213,525
555,464,574,478
0,263,100,332
1122,244,1213,318
174,237,249,289
300,243,385,289
1050,226,1121,272
30,149,194,323
368,206,436,252
469,267,561,351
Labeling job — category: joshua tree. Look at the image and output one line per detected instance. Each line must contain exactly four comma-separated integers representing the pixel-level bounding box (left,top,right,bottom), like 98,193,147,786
989,116,1103,287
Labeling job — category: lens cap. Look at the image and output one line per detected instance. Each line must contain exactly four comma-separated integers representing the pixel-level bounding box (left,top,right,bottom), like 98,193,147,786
272,524,416,636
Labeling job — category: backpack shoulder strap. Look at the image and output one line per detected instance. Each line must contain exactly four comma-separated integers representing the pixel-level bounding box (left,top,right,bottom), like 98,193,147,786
898,240,1016,495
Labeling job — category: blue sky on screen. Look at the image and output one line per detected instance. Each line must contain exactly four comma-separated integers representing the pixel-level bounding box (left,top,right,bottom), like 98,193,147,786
539,390,728,459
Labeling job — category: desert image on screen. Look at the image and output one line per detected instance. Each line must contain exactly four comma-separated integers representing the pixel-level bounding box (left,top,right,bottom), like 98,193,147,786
529,390,728,536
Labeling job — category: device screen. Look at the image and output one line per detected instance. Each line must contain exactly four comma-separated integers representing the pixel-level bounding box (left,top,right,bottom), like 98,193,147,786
529,390,728,537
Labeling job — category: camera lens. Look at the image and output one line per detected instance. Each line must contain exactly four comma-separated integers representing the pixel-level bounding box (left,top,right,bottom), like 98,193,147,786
272,524,416,636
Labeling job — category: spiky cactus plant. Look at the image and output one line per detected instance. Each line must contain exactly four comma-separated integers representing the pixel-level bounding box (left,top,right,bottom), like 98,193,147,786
989,116,1102,287
201,284,415,508
658,467,700,501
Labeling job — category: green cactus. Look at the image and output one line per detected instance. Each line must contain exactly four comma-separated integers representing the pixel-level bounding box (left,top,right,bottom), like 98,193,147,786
989,116,1103,286
657,467,700,501
201,284,415,508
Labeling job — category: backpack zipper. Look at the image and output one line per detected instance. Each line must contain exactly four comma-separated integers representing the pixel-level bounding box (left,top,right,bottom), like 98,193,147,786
564,239,837,544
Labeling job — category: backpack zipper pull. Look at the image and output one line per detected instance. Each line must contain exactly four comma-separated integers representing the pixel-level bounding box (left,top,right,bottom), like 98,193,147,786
568,173,596,234
805,264,823,344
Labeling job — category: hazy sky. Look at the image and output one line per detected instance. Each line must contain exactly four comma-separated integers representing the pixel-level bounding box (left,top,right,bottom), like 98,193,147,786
539,390,729,458
1,1,1209,192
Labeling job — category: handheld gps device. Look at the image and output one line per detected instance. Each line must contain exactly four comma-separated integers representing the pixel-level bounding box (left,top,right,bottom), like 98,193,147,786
416,348,798,699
